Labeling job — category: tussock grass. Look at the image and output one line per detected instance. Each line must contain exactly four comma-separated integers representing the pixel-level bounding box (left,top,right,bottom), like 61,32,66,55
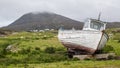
0,29,120,68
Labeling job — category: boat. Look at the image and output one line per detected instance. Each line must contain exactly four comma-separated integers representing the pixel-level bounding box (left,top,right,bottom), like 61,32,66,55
58,18,109,55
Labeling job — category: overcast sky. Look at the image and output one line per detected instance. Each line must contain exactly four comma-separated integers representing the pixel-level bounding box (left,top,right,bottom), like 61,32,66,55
0,0,120,27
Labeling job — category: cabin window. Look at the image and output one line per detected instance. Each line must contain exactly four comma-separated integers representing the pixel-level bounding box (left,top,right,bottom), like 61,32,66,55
90,21,104,30
84,19,89,28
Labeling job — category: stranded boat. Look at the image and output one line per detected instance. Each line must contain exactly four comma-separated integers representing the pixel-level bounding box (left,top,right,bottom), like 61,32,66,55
58,18,109,55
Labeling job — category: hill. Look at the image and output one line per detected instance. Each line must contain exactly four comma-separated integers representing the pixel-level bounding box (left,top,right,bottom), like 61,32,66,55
106,22,120,28
3,12,83,31
2,12,120,31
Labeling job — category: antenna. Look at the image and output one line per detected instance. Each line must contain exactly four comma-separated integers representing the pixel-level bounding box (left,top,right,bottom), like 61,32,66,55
98,12,101,20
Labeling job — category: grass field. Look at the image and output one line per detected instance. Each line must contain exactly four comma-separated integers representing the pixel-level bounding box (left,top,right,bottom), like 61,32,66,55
1,60,120,68
0,29,120,68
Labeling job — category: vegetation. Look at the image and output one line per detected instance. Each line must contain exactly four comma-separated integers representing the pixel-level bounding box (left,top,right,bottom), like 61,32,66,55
0,28,120,68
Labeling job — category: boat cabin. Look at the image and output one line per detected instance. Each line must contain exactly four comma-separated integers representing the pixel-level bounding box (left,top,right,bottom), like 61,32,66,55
83,19,106,31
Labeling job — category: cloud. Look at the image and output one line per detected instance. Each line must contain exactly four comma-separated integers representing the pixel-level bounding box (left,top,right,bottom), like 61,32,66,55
0,0,120,27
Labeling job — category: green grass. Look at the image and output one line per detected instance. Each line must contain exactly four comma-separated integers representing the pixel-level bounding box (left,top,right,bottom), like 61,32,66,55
28,60,120,68
1,60,120,68
0,29,120,68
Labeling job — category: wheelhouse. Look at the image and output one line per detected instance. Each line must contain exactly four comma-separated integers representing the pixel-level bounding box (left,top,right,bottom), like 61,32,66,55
83,19,106,31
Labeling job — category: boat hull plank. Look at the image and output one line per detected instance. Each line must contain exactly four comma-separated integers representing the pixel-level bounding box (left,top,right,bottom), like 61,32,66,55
62,41,96,54
58,30,108,54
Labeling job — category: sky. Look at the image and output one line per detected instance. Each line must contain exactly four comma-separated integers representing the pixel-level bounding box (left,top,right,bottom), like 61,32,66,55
0,0,120,27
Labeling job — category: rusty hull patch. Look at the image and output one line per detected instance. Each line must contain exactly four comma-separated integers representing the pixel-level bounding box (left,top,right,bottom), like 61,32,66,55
61,42,96,54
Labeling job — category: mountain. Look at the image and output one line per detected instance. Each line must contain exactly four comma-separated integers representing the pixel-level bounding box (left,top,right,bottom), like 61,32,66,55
106,22,120,28
3,12,83,31
2,12,120,31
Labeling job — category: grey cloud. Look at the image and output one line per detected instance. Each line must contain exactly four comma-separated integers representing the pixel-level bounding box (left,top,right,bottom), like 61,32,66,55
0,0,120,27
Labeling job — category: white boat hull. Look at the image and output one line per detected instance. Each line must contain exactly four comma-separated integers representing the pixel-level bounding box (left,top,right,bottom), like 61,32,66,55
58,30,108,54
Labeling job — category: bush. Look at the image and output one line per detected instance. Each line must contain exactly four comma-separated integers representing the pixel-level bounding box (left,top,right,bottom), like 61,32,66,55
41,35,48,40
45,47,56,54
18,47,31,54
113,33,120,40
108,55,115,60
55,47,65,51
0,41,14,56
71,57,79,61
37,53,68,63
63,62,70,65
0,58,20,65
1,48,7,55
34,37,40,40
118,39,120,43
35,47,40,51
31,50,40,54
102,45,114,53
0,54,5,58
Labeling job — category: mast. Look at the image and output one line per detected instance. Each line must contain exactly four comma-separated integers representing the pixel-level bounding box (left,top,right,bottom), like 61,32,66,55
98,12,101,20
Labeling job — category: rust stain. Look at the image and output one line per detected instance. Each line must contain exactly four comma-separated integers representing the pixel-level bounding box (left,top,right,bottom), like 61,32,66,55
61,42,96,54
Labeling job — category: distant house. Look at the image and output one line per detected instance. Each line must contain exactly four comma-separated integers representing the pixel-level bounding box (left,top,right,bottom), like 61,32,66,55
29,30,38,32
39,30,45,32
44,29,50,31
50,29,54,31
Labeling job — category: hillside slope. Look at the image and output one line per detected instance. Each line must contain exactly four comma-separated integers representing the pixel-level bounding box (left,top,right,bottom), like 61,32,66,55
2,12,120,31
106,22,120,28
3,12,83,31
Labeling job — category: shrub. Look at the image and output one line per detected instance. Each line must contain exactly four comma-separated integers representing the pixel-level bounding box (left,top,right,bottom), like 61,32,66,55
108,55,115,60
1,48,7,55
118,39,120,43
34,37,40,40
55,47,65,51
63,62,70,65
42,36,47,40
35,47,40,51
0,54,5,58
26,47,31,53
37,53,68,63
113,33,120,40
31,50,40,54
102,45,114,53
45,47,56,54
11,53,18,56
1,58,20,65
18,47,31,54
